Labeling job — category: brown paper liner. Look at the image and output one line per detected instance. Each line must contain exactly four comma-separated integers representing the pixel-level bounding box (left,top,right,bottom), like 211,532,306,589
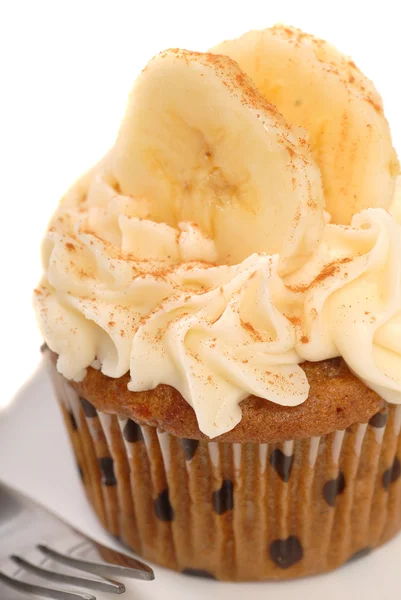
49,362,401,581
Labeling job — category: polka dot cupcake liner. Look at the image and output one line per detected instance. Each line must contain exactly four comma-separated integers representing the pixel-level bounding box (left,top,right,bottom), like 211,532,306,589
49,362,401,581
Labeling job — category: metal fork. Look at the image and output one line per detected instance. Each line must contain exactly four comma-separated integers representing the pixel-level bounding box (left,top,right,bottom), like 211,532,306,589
0,481,154,599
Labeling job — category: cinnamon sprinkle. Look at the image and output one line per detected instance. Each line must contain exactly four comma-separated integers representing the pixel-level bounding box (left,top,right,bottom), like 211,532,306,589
286,257,352,293
365,95,383,114
241,319,263,342
286,315,301,326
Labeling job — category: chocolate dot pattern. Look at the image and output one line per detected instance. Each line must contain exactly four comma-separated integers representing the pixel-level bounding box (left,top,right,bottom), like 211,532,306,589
270,448,294,482
59,392,401,578
323,472,346,506
383,457,401,490
80,397,98,418
369,412,388,428
347,547,372,563
181,438,199,461
76,463,84,482
98,457,117,486
68,410,78,431
212,480,234,515
182,568,216,579
154,489,174,522
123,419,144,443
269,536,304,569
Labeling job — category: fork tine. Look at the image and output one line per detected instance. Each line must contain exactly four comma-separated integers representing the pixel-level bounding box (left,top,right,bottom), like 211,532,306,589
0,569,96,600
37,544,155,581
92,541,155,577
11,555,125,595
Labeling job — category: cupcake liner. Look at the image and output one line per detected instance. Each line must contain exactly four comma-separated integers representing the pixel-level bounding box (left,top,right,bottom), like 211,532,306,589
48,361,401,581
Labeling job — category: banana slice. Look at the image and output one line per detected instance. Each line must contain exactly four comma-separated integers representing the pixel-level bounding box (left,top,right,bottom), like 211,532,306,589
212,25,399,224
110,49,324,274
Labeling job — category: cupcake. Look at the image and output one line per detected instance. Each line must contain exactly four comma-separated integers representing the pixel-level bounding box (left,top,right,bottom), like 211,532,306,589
34,25,401,581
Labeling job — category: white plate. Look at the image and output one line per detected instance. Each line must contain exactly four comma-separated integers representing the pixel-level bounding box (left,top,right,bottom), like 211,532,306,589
0,361,400,600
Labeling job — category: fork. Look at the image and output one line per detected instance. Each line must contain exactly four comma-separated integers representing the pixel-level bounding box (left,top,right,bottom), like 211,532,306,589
0,481,154,599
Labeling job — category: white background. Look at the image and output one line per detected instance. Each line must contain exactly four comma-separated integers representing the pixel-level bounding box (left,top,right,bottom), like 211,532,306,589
1,0,400,408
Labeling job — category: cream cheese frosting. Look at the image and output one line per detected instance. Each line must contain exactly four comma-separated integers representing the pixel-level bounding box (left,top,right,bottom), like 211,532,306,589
34,166,401,438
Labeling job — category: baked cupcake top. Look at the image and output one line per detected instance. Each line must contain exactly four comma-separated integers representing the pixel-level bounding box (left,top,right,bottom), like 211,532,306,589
35,26,401,439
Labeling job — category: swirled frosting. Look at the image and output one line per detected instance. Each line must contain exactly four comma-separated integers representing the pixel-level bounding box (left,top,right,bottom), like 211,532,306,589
34,160,401,437
34,40,401,439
